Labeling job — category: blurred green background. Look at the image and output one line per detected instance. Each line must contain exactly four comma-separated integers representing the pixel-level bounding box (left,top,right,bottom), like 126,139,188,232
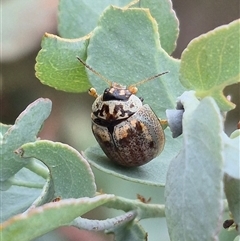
1,0,239,241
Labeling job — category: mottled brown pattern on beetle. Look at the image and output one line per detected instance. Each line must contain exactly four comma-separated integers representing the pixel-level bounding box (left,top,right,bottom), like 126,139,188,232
92,105,165,167
113,116,160,166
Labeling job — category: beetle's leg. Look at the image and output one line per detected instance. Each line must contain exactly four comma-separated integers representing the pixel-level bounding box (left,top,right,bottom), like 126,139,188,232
88,88,98,98
159,119,168,130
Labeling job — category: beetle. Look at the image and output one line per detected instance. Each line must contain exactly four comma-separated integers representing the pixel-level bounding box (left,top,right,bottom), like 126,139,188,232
78,57,168,167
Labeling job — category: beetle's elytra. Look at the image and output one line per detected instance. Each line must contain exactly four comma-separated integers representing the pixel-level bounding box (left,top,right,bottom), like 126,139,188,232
77,57,167,167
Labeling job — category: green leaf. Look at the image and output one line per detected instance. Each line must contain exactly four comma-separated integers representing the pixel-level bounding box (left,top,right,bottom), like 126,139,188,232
0,168,45,222
107,221,146,241
58,0,131,38
224,175,240,234
0,194,114,241
129,0,179,54
84,129,182,186
165,96,224,241
0,98,52,181
180,19,240,111
87,6,185,118
16,140,96,201
35,33,91,93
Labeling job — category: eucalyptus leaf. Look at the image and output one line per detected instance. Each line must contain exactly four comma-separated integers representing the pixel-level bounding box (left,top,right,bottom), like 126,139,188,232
129,0,179,54
0,98,52,181
165,96,224,241
180,19,240,111
86,6,185,119
0,167,45,222
58,0,131,37
35,33,91,92
0,195,114,241
16,140,96,201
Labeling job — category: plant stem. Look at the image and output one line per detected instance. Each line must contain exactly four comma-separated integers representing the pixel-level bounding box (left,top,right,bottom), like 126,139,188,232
25,159,49,179
100,193,165,219
71,210,137,231
9,178,43,189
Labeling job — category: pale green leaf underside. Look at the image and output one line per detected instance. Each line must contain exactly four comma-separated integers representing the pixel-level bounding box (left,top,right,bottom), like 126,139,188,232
0,195,114,241
18,140,96,200
165,96,224,241
180,19,240,111
35,34,91,93
84,129,182,187
0,168,45,222
0,98,52,181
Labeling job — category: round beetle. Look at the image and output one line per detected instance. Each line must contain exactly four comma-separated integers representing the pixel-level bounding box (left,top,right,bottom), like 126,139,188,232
78,57,167,167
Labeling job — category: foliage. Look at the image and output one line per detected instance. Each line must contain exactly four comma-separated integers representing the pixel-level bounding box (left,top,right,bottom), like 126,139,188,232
1,0,240,240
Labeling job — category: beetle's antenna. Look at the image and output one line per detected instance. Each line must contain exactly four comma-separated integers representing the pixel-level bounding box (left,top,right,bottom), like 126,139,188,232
128,71,169,94
77,57,111,86
133,71,169,87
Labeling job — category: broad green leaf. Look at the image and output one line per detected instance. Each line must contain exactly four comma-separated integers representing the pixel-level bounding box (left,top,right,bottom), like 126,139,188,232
58,0,131,38
16,140,96,201
180,19,240,111
224,175,240,234
107,221,146,241
84,129,182,186
35,33,90,92
0,98,52,181
0,194,114,241
129,0,179,54
87,6,185,119
0,167,45,222
165,96,224,241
